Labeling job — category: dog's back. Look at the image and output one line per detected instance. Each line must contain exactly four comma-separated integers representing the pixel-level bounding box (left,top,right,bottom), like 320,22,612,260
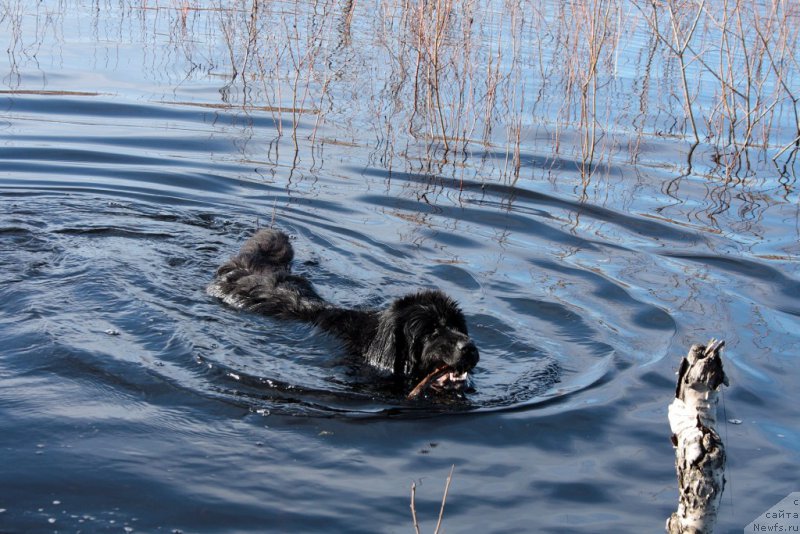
207,229,327,320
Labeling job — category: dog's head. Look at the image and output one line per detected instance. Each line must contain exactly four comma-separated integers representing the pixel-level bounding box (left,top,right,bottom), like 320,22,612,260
367,290,479,394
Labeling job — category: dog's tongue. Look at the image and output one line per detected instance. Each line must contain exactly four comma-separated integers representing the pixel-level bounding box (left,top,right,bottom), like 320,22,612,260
406,365,454,400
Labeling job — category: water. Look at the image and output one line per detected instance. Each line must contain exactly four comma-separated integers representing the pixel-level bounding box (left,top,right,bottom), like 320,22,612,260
1,1,798,532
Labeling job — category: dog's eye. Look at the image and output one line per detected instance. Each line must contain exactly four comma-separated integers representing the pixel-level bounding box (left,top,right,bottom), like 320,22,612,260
431,326,450,340
420,328,438,341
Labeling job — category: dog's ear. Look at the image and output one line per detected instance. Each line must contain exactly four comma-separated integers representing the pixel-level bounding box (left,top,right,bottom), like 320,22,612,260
365,309,406,376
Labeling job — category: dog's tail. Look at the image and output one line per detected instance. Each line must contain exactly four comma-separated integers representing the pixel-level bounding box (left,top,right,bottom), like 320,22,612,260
216,228,294,277
207,229,327,321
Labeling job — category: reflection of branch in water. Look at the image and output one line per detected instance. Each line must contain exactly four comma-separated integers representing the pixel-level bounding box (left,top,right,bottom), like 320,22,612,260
3,0,41,89
774,147,798,196
630,31,659,164
656,141,698,215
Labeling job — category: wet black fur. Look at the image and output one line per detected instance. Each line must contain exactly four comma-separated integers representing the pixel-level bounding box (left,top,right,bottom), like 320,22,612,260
208,229,479,385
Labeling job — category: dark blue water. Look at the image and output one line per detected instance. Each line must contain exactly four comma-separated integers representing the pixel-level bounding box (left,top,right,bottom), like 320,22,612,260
1,2,798,533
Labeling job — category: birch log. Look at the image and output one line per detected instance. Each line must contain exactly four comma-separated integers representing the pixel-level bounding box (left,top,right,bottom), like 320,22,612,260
666,339,729,534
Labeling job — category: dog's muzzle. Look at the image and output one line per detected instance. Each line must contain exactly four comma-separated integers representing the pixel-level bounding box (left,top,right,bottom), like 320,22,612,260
407,338,479,399
455,339,479,373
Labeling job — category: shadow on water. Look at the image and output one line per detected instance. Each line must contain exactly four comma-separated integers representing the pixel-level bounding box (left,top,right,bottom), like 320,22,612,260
356,165,703,245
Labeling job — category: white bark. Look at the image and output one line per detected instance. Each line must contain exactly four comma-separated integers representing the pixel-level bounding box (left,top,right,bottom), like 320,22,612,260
666,339,728,534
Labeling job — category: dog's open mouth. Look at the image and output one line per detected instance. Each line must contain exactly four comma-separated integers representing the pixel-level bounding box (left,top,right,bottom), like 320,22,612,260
407,365,470,400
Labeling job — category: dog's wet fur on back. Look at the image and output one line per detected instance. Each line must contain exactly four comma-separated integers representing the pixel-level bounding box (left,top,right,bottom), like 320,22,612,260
207,229,479,392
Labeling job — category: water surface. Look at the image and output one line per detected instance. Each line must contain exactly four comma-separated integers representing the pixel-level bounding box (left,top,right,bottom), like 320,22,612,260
1,1,798,532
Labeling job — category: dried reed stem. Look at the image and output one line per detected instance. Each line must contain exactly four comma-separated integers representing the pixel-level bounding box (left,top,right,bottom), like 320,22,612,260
434,465,455,534
410,481,421,534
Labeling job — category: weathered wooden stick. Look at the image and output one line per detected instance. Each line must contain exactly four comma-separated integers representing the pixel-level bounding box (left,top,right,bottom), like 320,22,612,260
407,365,449,400
666,339,729,534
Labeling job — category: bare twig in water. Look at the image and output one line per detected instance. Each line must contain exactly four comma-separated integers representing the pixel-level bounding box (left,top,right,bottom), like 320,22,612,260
638,0,705,144
435,465,455,534
409,465,456,534
411,481,421,534
62,0,799,181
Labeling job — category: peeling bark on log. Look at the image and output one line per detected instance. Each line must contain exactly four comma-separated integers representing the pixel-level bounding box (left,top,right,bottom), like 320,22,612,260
666,339,729,534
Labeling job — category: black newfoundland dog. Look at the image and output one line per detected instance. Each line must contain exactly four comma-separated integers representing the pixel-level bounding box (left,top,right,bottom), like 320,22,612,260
207,229,479,397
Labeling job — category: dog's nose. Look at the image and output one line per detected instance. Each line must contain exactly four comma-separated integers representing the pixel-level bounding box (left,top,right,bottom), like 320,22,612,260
456,339,479,369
